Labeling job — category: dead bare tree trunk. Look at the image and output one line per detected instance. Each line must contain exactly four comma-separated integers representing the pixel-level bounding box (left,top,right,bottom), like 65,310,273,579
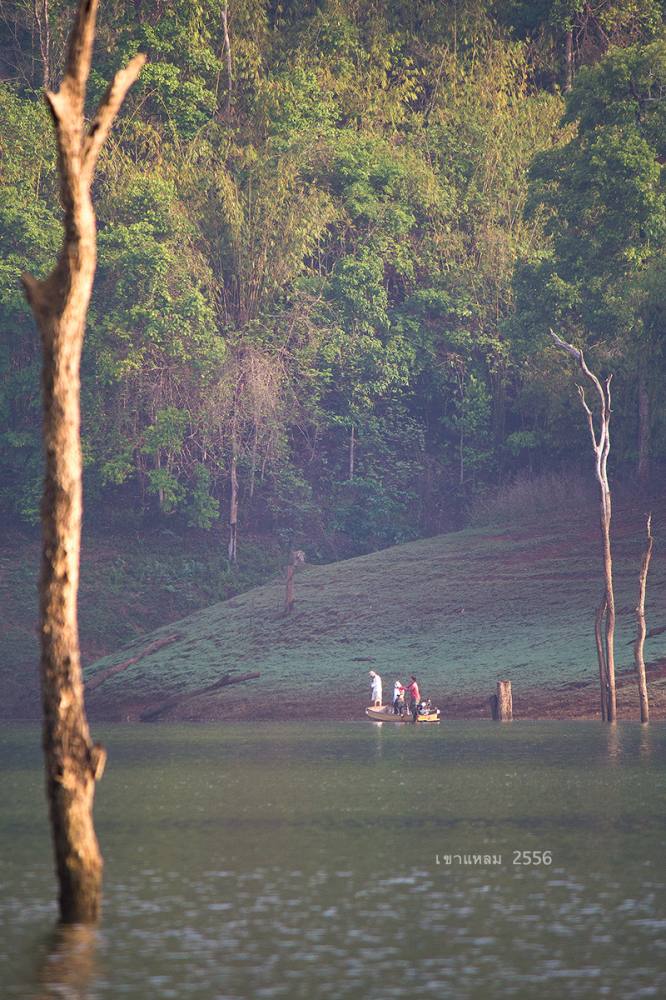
634,513,653,724
563,28,574,92
637,360,650,489
285,558,295,614
284,549,305,614
455,365,465,485
550,330,617,722
34,0,51,89
221,2,233,115
227,367,243,564
228,444,238,563
594,592,608,722
21,0,144,923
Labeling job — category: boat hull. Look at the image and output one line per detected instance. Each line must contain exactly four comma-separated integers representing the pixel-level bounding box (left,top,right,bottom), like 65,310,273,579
365,705,440,724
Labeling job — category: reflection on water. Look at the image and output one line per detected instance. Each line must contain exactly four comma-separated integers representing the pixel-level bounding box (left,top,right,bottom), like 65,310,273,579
36,923,99,1000
606,721,622,764
1,721,665,999
640,724,655,761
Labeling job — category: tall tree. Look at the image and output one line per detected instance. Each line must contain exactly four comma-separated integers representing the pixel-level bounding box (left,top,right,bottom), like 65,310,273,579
516,39,666,486
21,0,144,923
550,330,616,722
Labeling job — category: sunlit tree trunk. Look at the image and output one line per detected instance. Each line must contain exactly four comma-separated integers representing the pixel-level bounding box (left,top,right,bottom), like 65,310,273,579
456,366,465,486
634,514,653,724
637,360,650,488
594,592,608,722
21,0,144,923
550,330,617,722
221,2,233,114
228,444,238,564
34,0,51,89
285,552,296,614
228,374,241,564
564,28,574,92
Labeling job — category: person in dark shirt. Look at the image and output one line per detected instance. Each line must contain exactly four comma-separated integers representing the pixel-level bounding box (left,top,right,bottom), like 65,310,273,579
393,680,406,716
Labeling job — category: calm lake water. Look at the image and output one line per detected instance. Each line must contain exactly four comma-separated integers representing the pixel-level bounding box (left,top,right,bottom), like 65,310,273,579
1,721,665,999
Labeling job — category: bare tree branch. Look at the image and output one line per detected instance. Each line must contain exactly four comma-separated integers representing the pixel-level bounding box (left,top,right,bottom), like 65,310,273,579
83,53,147,178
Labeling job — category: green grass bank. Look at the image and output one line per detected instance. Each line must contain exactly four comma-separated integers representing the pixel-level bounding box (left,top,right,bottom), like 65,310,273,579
81,501,666,722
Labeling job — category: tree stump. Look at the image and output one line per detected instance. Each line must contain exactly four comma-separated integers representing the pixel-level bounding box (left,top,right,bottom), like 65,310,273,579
496,680,513,721
284,549,305,614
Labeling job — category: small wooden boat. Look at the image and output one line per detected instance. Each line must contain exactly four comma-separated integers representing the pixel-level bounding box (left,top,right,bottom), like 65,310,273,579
365,704,441,724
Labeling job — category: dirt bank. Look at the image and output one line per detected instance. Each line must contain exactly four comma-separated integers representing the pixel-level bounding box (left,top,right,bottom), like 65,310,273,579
85,658,666,723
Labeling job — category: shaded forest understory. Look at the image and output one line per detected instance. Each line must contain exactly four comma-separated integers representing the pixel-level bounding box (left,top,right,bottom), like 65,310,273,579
0,521,282,719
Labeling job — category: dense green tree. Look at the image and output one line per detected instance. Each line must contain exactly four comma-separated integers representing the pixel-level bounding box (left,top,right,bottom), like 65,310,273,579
495,0,664,89
2,0,663,556
515,39,666,484
0,88,60,519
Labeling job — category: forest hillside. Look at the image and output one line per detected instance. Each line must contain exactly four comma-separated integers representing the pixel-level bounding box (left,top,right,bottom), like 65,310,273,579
3,3,666,722
0,523,281,719
2,2,666,562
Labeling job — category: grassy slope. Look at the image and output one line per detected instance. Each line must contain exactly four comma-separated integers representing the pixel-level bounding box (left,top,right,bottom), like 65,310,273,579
0,526,280,718
83,502,666,721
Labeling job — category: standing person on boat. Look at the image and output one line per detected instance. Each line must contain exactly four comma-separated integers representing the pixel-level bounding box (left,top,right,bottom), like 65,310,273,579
407,675,421,720
393,680,406,716
369,670,382,708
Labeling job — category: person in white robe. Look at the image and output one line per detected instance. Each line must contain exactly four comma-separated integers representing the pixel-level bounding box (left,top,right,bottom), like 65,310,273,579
369,670,382,707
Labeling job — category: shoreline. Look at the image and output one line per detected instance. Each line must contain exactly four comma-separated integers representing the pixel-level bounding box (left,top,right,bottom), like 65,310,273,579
4,663,666,724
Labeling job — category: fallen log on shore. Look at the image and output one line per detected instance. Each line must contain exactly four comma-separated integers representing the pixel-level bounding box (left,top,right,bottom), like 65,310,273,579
86,634,183,692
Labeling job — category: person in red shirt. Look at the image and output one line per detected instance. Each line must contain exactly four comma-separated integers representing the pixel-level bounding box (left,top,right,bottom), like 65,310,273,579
407,676,420,720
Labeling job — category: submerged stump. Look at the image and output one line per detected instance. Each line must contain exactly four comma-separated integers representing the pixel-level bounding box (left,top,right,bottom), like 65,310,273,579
496,680,513,721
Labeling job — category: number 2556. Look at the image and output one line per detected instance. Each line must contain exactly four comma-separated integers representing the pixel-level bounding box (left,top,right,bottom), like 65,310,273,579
513,850,552,865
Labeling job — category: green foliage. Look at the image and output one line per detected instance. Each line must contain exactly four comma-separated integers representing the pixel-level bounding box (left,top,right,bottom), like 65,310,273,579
518,40,666,341
2,1,665,558
0,89,62,521
187,464,220,530
513,38,666,477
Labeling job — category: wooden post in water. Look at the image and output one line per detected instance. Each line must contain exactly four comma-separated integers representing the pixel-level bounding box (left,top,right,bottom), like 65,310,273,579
496,680,513,721
489,694,499,720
